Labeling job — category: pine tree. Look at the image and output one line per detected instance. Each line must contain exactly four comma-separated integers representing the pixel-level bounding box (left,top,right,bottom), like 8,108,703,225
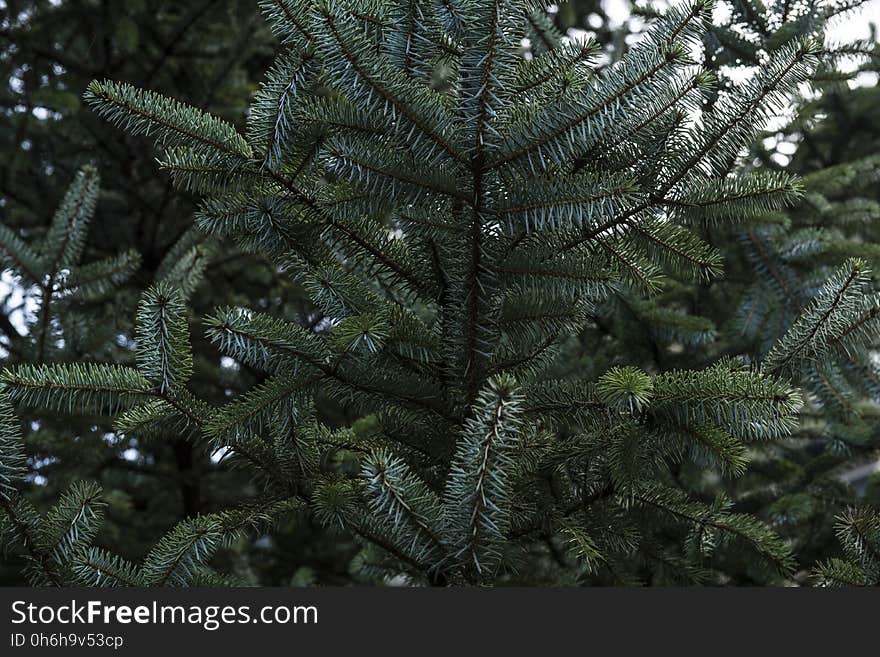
0,0,287,585
716,28,880,583
1,0,876,586
551,0,880,585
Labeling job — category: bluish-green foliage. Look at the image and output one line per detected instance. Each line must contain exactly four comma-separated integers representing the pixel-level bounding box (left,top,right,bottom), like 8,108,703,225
1,0,878,586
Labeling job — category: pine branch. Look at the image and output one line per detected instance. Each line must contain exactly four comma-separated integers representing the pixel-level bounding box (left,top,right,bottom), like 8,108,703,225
84,80,252,159
1,363,153,415
136,284,193,394
443,376,522,579
314,5,465,164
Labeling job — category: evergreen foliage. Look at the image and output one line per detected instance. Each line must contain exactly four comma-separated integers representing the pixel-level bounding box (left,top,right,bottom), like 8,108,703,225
680,0,880,582
1,0,879,586
1,0,283,584
0,166,140,361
